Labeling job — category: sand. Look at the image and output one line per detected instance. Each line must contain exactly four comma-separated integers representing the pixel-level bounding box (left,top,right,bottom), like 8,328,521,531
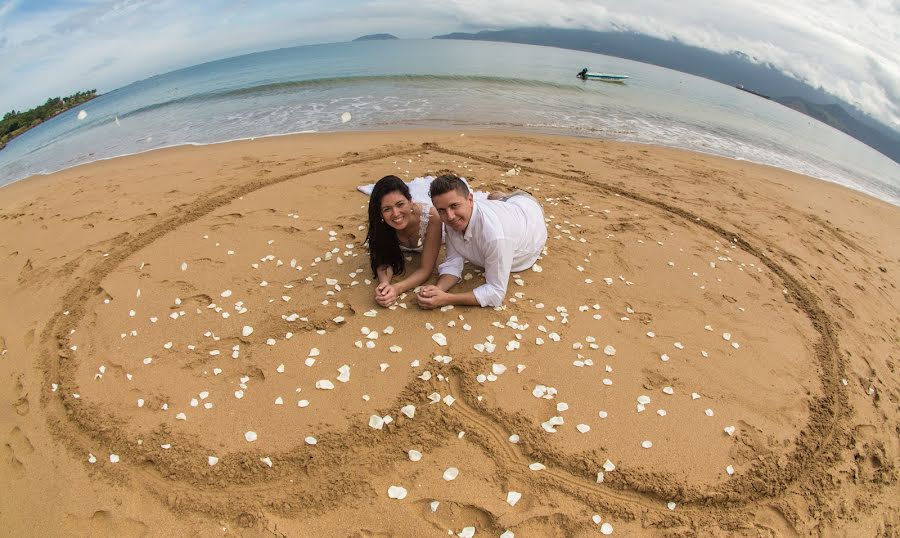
0,130,897,536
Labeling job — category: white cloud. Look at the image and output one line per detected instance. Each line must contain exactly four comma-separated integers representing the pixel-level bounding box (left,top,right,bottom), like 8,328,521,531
0,0,897,129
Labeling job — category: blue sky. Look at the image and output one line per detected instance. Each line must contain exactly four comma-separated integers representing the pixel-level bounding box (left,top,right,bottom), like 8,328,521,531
1,0,898,129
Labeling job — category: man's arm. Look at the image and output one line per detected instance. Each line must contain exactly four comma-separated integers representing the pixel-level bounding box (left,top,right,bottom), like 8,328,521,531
471,237,514,307
417,273,480,308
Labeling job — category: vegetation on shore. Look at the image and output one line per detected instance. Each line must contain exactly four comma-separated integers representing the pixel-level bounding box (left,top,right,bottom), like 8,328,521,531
1,90,98,151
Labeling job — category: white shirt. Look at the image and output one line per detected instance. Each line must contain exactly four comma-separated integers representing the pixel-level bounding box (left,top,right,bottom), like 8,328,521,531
438,196,547,307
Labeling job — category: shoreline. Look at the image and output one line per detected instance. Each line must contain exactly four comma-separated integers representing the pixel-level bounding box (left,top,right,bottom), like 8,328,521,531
3,125,899,209
1,130,897,536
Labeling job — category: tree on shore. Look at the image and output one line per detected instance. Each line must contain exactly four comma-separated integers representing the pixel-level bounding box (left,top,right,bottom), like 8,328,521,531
1,90,98,148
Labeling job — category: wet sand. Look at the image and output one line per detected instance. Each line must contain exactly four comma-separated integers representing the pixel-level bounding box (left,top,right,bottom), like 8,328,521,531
0,130,897,536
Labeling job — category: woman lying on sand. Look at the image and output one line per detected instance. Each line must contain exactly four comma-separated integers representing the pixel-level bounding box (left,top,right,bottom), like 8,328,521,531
366,175,443,307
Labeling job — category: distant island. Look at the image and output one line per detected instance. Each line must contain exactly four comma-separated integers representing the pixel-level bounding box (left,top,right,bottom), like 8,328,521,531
1,90,98,151
354,34,398,41
433,28,900,164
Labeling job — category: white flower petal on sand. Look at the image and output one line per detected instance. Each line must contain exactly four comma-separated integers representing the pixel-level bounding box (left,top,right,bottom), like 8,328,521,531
408,450,422,462
500,531,514,538
509,434,520,443
276,363,285,374
443,395,456,406
705,408,714,416
576,424,590,433
260,457,273,467
604,345,616,356
506,491,522,506
309,348,320,357
175,412,187,420
245,431,257,442
458,527,475,538
603,459,616,472
341,111,352,123
298,399,309,407
221,290,232,298
389,345,402,353
242,326,253,337
316,380,335,390
387,485,407,499
432,333,447,346
641,440,653,449
369,415,385,429
492,363,507,375
592,514,602,524
722,332,732,341
691,392,701,400
305,436,317,445
726,465,735,475
667,501,677,511
274,396,284,405
528,462,545,471
442,467,459,481
662,386,674,395
401,405,415,418
208,456,219,466
724,426,736,436
109,454,120,463
637,395,651,405
600,522,614,535
337,365,350,383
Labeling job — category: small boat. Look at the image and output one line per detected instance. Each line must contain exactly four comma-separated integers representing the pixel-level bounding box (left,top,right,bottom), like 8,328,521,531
577,68,629,83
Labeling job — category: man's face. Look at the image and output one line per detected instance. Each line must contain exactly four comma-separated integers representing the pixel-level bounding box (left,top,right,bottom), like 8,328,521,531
432,189,474,233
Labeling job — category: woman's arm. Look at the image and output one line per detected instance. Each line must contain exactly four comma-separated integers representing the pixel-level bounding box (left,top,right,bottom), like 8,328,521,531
376,265,393,285
392,208,442,294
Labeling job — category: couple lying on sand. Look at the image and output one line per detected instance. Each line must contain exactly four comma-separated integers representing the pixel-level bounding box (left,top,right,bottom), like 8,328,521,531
364,173,547,309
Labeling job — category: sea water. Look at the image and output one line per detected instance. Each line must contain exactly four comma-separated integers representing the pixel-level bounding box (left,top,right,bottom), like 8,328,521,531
1,39,898,206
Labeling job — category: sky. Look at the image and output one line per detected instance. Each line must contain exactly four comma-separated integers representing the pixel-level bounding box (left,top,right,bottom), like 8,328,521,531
1,0,898,130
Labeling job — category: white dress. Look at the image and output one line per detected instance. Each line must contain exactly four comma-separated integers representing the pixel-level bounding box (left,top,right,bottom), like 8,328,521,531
358,176,488,252
399,202,432,253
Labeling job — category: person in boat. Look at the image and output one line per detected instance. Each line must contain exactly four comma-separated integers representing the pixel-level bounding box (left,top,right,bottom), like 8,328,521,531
417,174,548,309
366,175,443,307
577,67,588,79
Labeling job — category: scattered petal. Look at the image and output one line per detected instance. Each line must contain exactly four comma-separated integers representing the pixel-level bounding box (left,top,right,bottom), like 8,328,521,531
443,467,459,481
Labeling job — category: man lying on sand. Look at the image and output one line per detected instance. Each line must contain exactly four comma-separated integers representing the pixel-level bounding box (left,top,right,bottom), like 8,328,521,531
417,174,547,309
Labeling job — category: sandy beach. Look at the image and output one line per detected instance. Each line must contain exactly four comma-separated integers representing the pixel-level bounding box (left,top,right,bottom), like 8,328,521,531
0,130,897,536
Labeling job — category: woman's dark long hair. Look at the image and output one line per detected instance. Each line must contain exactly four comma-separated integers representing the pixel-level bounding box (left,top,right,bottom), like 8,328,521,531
366,175,411,277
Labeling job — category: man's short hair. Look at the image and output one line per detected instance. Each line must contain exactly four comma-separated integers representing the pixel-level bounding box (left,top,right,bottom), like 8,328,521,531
429,174,470,198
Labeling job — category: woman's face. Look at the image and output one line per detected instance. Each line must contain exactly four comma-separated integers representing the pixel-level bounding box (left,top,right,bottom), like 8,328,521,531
379,190,413,231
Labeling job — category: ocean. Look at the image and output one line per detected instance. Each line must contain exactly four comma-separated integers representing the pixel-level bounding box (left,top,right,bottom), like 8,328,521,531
1,39,898,206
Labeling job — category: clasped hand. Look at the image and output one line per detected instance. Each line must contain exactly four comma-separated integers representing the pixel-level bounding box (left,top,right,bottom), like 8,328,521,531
374,282,398,307
416,285,447,309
